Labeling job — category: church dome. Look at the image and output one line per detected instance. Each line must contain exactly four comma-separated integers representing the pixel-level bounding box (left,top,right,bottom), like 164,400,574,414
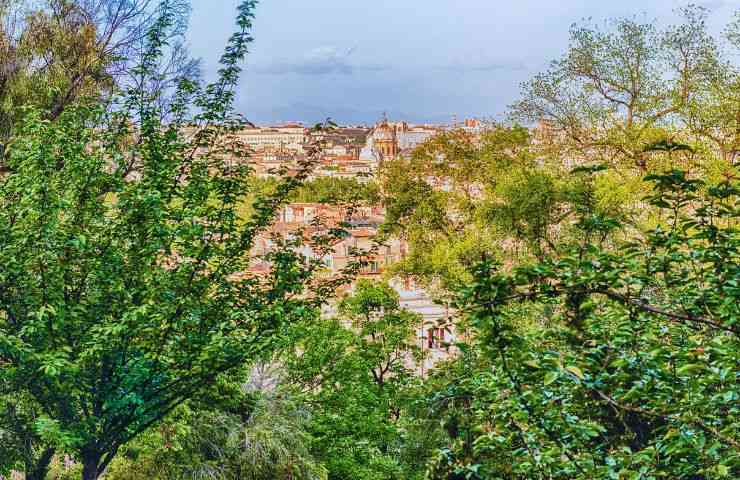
373,119,396,141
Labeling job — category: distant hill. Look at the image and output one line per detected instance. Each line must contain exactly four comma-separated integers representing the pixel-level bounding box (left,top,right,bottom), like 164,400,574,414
247,102,454,126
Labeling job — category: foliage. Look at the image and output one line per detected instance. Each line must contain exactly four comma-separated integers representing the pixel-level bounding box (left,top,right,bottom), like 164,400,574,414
0,391,55,479
511,5,717,168
290,177,381,205
0,0,193,141
0,1,342,478
282,280,426,479
2,3,740,480
379,126,602,293
428,170,740,478
105,387,327,480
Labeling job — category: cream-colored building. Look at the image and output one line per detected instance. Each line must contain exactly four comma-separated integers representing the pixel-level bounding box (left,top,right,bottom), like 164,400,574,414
236,124,306,152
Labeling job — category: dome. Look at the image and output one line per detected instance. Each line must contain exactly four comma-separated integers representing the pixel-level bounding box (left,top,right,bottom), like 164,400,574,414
372,119,396,141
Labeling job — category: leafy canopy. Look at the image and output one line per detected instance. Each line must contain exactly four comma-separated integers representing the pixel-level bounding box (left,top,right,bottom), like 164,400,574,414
0,1,340,477
428,169,740,479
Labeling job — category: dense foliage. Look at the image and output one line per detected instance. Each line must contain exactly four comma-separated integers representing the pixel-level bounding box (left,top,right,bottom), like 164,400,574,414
1,2,739,480
428,169,740,478
0,1,340,478
281,280,424,479
291,177,380,205
104,386,327,480
378,127,548,291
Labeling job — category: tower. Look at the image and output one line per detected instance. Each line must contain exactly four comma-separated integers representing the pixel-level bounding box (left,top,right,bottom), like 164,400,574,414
372,114,398,161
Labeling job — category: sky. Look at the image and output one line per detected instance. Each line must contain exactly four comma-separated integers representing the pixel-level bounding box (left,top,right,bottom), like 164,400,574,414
186,0,740,126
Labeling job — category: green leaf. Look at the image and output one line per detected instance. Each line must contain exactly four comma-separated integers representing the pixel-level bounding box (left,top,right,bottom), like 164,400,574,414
544,371,559,386
565,366,585,380
676,364,704,376
523,360,540,369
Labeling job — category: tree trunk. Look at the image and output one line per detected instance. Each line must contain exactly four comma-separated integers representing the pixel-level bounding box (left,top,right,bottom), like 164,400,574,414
82,454,102,480
25,448,55,480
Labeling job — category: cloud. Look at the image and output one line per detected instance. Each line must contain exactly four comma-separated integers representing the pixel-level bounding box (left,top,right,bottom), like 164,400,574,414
254,46,388,76
437,60,528,73
248,102,451,126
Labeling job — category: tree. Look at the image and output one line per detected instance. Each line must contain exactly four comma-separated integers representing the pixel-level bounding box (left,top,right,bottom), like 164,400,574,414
511,6,717,169
290,177,380,205
0,392,56,480
282,280,424,479
337,280,422,392
0,1,340,478
431,168,740,478
0,0,195,142
682,11,740,166
379,126,578,293
105,380,327,480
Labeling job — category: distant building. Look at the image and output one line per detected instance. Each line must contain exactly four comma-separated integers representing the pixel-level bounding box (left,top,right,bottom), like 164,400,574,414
249,147,303,176
308,127,375,179
309,127,369,159
372,118,399,161
396,122,439,155
360,117,441,167
458,117,489,134
236,124,306,152
247,201,459,372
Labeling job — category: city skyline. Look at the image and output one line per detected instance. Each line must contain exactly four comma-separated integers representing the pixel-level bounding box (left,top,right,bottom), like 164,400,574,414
187,0,737,125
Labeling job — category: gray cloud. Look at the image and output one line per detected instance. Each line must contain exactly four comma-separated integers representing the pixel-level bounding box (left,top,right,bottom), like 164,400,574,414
254,46,388,76
436,60,529,73
192,0,737,125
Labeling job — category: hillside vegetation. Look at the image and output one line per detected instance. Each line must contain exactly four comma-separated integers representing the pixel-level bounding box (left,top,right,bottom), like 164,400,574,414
0,2,738,479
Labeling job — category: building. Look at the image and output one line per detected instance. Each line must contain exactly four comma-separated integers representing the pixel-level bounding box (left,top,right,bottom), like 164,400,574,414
396,122,440,155
371,118,399,161
249,147,303,176
308,127,369,159
202,120,443,179
247,201,459,372
359,118,441,167
236,124,306,152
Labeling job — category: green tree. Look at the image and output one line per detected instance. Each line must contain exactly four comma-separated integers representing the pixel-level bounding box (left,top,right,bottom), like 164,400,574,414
0,392,56,480
379,126,577,292
0,0,191,141
429,169,740,478
105,385,327,480
283,280,424,479
683,11,740,166
0,1,339,478
511,5,717,169
290,177,380,205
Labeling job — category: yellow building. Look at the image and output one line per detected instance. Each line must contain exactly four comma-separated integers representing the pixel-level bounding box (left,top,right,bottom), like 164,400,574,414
372,118,399,161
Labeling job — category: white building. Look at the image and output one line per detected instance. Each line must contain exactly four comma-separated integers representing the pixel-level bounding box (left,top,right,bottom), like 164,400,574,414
236,124,306,152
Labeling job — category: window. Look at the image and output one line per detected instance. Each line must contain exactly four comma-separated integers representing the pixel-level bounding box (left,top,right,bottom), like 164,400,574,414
427,327,447,349
323,255,333,268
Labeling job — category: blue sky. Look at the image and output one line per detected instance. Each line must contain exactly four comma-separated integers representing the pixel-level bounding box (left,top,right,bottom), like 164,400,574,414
187,0,738,125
